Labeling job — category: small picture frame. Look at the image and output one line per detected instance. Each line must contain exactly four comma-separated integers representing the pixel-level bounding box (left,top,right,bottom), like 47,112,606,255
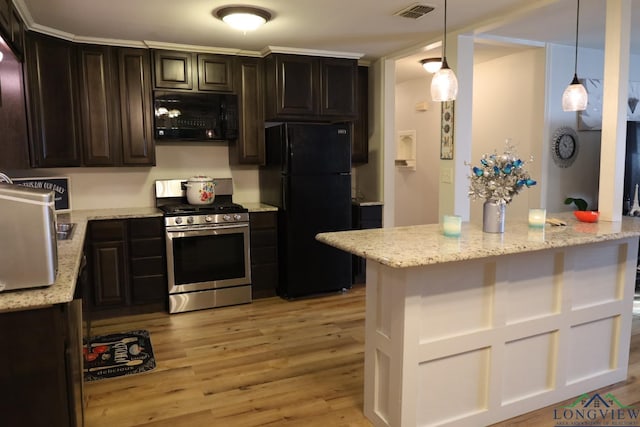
440,100,455,160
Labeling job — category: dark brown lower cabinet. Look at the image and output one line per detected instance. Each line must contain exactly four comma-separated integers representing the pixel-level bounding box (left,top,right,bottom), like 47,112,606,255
0,300,83,427
250,211,279,299
86,217,167,319
352,203,382,284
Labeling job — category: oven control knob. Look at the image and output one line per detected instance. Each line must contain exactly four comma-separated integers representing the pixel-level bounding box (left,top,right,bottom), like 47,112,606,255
223,214,232,221
175,217,183,225
205,215,213,222
187,216,194,224
233,214,242,221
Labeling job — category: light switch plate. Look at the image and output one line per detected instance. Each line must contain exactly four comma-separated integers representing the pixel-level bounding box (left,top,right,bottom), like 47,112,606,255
440,168,453,184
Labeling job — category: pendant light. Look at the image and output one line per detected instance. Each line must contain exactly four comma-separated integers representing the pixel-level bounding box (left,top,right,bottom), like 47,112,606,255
562,0,588,112
430,0,458,102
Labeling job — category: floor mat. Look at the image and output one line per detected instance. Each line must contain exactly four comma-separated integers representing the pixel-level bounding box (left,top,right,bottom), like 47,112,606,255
83,329,156,382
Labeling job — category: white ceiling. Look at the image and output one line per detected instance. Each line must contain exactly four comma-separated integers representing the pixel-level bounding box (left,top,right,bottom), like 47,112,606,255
13,0,640,81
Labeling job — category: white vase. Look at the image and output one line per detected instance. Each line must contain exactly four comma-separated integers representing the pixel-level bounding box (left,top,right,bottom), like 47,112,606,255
483,201,505,233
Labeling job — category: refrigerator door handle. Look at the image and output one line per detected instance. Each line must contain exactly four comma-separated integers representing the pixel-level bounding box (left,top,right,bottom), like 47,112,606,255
282,178,287,211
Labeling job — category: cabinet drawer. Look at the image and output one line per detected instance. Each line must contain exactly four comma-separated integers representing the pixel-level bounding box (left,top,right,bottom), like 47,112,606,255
89,220,127,241
130,238,164,257
360,206,382,222
251,246,277,265
250,228,277,248
131,256,165,277
251,263,278,299
129,217,164,238
250,211,277,229
131,275,167,304
361,220,382,230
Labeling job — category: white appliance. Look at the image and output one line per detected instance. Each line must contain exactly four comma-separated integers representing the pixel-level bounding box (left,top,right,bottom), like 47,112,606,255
0,182,58,291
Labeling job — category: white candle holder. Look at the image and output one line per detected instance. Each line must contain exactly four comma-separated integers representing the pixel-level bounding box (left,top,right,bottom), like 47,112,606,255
528,208,546,228
443,215,462,237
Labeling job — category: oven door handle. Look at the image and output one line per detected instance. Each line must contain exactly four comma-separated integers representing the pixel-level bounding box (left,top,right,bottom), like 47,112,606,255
166,223,249,234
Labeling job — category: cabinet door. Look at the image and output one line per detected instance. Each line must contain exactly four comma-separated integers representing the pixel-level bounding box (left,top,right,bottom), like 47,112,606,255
25,32,82,167
9,4,23,57
78,45,120,166
0,0,9,36
89,220,129,308
320,57,357,117
129,217,166,305
118,48,155,165
0,45,29,169
249,211,278,299
230,57,265,164
272,54,319,117
153,50,193,90
198,53,233,92
352,66,369,164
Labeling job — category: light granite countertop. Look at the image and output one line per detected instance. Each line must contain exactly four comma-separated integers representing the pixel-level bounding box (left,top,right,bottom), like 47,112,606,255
0,207,162,312
316,213,640,269
0,203,276,312
238,202,278,212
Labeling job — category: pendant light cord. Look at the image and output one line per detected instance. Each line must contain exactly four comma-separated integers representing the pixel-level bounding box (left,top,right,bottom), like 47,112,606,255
443,0,448,60
574,0,580,75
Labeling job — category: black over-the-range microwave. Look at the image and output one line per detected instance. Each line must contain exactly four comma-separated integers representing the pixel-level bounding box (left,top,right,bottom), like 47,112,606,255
153,91,239,141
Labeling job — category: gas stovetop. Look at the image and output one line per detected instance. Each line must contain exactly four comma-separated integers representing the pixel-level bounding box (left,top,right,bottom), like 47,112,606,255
159,202,248,216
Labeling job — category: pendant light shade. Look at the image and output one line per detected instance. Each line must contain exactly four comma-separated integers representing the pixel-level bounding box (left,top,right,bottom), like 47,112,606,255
562,0,588,112
562,74,588,111
431,59,458,102
430,0,457,102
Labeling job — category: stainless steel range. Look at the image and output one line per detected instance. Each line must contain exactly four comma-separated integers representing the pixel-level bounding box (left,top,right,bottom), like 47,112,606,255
155,178,251,313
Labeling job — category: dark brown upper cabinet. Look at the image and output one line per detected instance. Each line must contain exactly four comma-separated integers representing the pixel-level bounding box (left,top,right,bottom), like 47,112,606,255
77,45,120,165
25,31,82,167
153,50,234,92
153,50,193,90
0,0,9,33
77,45,155,166
320,57,358,117
198,54,233,92
117,48,155,165
0,42,29,169
0,0,23,59
264,53,357,122
229,56,265,165
352,66,369,164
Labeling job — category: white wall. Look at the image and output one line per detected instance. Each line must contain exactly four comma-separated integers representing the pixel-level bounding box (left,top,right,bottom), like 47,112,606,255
545,44,605,213
471,47,546,223
393,78,441,226
8,144,260,210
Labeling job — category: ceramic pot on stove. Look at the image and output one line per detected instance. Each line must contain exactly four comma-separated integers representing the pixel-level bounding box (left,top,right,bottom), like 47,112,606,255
184,176,216,205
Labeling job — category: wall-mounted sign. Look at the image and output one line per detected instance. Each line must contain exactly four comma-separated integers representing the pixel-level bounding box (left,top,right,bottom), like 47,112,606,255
13,177,70,212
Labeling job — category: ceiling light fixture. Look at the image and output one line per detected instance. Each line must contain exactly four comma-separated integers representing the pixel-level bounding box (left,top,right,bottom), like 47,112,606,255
562,0,588,112
430,0,458,102
216,6,272,32
420,58,442,73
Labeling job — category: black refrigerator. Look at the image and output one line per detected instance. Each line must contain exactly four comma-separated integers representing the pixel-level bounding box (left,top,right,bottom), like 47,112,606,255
259,123,352,298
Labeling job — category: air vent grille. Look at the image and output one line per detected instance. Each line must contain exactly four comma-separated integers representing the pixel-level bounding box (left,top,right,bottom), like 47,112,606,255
394,3,435,19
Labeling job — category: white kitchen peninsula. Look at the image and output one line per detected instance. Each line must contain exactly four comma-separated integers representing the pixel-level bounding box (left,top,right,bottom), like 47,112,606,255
317,216,640,427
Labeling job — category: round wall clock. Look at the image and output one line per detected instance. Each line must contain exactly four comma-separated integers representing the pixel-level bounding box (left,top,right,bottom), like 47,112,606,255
551,126,579,168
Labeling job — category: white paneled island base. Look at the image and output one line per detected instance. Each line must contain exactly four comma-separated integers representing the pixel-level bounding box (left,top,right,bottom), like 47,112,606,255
316,217,640,426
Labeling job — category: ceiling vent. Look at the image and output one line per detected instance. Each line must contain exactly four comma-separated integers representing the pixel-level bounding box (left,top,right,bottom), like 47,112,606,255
394,3,435,19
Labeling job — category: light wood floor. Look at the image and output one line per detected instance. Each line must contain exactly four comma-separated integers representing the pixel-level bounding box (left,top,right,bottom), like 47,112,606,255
84,285,640,427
